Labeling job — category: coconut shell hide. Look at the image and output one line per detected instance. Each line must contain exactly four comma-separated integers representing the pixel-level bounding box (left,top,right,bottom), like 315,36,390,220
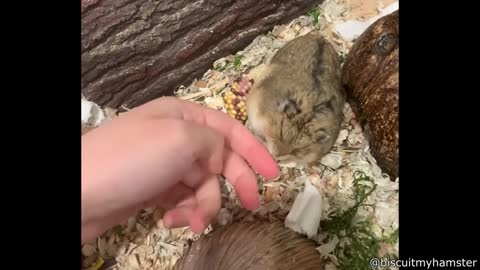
173,221,325,270
342,10,399,179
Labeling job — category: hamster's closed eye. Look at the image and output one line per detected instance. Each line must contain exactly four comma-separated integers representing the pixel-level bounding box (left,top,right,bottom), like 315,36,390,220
315,128,331,144
313,96,336,114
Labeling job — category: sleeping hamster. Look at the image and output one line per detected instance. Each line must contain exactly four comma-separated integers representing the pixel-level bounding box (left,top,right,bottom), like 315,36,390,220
244,32,345,165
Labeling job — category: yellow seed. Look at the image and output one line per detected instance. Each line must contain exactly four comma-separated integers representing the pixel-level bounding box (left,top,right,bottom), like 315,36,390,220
241,116,247,121
241,108,245,113
229,110,237,115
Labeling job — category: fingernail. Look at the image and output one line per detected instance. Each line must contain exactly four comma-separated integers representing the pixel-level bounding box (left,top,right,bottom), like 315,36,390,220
163,216,172,228
269,174,281,182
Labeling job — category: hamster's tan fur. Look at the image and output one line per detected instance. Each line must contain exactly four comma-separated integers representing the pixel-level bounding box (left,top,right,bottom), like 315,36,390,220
246,32,345,165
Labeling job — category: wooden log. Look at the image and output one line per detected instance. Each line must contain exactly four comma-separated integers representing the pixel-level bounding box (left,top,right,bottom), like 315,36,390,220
342,10,399,179
81,0,322,108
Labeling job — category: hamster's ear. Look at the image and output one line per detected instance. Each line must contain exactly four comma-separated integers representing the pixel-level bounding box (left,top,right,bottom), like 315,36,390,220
278,98,301,118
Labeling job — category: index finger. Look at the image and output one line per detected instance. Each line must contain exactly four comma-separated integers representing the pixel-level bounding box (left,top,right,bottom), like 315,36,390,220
136,97,279,180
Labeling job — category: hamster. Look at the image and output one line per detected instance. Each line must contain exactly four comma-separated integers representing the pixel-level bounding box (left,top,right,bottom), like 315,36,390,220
243,32,345,165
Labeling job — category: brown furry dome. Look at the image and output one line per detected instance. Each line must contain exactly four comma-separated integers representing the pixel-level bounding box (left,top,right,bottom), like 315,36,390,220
342,10,399,179
173,220,325,270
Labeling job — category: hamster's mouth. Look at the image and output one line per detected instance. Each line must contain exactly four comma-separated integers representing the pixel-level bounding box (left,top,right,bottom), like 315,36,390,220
275,155,301,165
275,155,295,162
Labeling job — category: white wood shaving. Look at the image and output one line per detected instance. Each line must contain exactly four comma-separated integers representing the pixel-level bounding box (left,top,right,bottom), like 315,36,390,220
317,235,340,256
285,179,323,239
321,153,344,169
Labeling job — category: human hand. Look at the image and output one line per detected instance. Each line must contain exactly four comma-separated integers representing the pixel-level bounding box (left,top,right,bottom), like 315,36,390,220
81,97,279,243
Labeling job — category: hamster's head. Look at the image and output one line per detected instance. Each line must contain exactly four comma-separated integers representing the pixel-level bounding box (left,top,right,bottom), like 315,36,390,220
247,95,342,165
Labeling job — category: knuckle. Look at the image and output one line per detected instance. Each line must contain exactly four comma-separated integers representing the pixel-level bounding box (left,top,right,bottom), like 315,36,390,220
157,96,179,105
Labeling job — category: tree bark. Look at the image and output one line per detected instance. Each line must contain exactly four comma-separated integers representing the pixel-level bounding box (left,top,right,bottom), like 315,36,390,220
81,0,322,108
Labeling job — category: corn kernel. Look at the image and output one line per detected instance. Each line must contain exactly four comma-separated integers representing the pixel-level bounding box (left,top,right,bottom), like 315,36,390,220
222,84,249,123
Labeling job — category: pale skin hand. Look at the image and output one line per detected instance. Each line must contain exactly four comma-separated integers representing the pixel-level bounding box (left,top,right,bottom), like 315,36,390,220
81,97,279,244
